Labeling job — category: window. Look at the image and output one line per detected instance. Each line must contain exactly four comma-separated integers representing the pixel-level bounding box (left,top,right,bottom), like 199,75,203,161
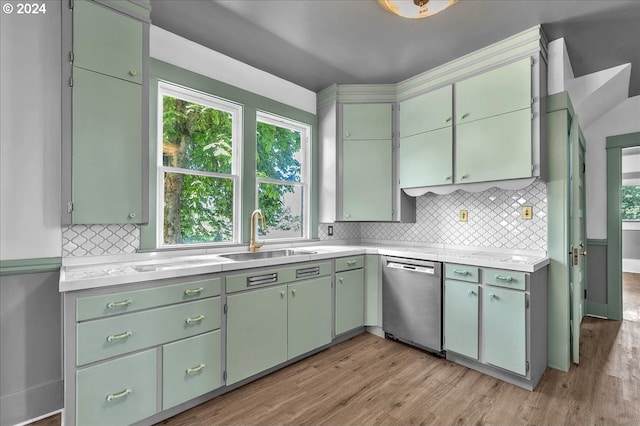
158,82,242,246
622,185,640,220
256,112,310,240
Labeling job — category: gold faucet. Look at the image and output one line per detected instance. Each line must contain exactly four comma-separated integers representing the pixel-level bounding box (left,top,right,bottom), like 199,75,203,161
249,209,266,252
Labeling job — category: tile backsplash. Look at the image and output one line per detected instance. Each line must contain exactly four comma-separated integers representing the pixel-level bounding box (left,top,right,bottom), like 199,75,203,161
62,181,547,257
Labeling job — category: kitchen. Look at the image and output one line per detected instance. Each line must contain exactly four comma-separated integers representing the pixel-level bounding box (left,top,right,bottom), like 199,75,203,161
1,1,640,425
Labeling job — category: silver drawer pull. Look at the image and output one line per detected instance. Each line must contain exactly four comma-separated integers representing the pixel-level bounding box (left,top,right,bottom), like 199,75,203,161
106,299,132,309
106,331,132,342
453,270,469,275
186,363,206,375
106,388,132,402
185,314,205,325
495,275,513,282
247,273,278,287
347,260,357,266
296,267,319,278
184,287,204,296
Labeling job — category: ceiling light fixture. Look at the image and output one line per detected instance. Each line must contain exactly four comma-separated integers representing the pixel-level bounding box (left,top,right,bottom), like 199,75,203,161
377,0,459,19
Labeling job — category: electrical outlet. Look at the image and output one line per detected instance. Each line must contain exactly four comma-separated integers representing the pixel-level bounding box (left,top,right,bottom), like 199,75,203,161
459,210,468,222
522,206,533,220
328,225,334,236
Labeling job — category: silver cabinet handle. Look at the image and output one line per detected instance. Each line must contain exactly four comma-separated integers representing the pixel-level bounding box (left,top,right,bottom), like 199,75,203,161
106,388,132,401
186,364,206,375
460,113,470,119
106,299,132,309
347,260,357,266
445,176,452,181
453,269,469,275
291,289,297,296
495,275,513,282
185,314,205,325
247,273,278,287
184,287,204,296
106,331,132,342
460,174,469,179
445,117,452,123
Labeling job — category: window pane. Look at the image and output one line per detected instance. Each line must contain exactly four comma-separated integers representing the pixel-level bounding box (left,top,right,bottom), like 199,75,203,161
164,172,234,244
163,95,233,174
258,182,303,239
622,185,640,220
256,121,301,182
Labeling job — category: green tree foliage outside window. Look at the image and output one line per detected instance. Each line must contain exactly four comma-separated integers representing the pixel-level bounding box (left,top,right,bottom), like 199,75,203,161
622,185,640,220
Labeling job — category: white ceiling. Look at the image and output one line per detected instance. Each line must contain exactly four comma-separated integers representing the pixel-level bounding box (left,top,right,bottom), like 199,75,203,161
151,0,640,96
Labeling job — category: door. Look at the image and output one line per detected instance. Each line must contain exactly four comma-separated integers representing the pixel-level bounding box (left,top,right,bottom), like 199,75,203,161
335,269,365,334
444,280,479,359
569,116,587,364
288,277,332,359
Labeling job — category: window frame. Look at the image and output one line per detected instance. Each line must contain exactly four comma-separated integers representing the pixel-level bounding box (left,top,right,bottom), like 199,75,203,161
256,111,311,241
156,81,243,247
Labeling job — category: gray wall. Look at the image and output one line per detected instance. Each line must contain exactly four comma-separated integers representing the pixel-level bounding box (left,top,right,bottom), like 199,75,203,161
0,272,63,426
623,229,640,260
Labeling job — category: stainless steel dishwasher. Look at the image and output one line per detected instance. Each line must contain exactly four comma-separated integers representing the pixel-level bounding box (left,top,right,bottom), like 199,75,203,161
382,256,443,355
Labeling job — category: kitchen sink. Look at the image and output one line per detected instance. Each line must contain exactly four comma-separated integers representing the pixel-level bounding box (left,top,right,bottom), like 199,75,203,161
219,249,316,261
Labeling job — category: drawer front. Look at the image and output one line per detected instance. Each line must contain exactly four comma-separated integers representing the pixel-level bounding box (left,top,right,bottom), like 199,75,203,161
77,297,221,366
335,256,365,272
226,261,331,294
76,349,157,426
445,264,479,283
163,330,222,410
484,268,527,290
77,277,221,321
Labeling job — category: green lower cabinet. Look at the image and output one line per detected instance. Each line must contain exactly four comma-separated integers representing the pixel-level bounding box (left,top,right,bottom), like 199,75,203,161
76,349,157,426
444,280,479,359
226,285,288,385
365,255,380,326
482,286,527,375
400,127,453,188
335,269,365,334
287,277,332,359
162,330,222,410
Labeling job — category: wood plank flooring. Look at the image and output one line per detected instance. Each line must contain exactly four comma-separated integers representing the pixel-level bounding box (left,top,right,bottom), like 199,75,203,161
31,274,640,426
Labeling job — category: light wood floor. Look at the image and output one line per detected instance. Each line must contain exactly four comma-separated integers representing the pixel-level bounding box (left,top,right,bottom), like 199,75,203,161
33,273,640,426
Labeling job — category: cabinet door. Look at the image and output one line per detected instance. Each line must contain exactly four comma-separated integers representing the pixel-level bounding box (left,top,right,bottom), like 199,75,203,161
455,57,531,123
455,108,532,184
288,277,332,359
342,103,392,140
72,67,143,223
226,285,287,385
400,85,452,137
365,255,380,326
400,127,453,188
335,269,365,334
73,0,143,84
483,287,527,375
162,330,222,410
342,138,392,220
444,280,479,359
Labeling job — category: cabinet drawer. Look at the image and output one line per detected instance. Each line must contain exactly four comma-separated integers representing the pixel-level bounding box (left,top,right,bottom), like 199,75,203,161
226,262,331,294
484,269,527,290
77,278,221,321
76,349,156,426
77,297,221,366
163,330,222,410
335,256,365,272
445,264,479,283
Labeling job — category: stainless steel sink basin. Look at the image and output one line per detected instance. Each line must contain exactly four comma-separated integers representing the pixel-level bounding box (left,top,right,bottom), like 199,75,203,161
219,249,316,261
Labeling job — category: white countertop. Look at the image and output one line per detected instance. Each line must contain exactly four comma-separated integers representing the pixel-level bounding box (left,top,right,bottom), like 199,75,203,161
59,242,549,292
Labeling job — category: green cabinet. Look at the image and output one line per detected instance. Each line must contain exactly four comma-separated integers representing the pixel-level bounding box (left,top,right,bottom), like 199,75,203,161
444,280,479,360
365,254,380,326
335,268,365,334
483,286,527,375
342,103,393,221
400,127,453,187
399,84,452,137
65,0,149,224
288,277,332,359
226,285,288,385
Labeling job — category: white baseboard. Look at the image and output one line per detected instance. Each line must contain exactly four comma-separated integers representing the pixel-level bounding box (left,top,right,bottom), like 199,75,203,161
623,258,640,273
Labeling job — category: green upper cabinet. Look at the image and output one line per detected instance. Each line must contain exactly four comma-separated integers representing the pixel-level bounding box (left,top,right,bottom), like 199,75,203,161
455,57,532,124
400,127,453,188
342,103,392,140
341,103,393,221
73,0,143,84
399,85,452,137
64,0,149,224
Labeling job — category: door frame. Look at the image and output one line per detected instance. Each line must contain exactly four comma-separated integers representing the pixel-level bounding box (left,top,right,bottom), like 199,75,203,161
606,132,640,320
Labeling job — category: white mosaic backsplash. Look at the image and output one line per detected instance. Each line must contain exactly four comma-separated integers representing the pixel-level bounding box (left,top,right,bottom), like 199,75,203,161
360,180,548,251
62,224,140,257
318,222,361,241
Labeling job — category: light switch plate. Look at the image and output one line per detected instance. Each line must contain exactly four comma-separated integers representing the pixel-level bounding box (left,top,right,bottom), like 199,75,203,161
459,210,468,222
327,225,334,236
522,206,533,220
